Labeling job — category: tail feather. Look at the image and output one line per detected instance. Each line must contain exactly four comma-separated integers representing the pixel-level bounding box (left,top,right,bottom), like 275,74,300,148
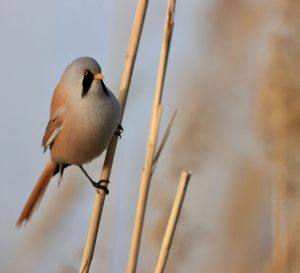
16,160,57,227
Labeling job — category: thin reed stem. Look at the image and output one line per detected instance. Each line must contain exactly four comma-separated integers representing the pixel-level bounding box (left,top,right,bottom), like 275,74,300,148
154,170,191,273
79,1,149,272
126,1,176,273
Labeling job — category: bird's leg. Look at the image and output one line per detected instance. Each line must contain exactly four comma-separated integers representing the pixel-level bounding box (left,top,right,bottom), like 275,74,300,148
114,124,123,138
78,165,110,194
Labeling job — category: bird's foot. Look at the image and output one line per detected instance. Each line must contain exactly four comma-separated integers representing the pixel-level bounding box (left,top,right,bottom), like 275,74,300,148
114,124,123,138
78,165,110,194
91,179,110,194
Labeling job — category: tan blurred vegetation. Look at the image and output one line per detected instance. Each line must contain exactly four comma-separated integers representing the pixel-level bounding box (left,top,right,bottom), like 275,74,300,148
147,0,300,273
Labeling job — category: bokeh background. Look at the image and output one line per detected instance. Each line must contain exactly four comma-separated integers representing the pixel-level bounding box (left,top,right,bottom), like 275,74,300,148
0,0,298,272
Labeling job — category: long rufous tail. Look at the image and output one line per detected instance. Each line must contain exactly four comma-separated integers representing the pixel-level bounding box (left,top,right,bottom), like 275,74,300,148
16,160,57,227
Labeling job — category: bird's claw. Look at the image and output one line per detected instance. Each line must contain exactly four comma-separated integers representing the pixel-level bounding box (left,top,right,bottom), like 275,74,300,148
115,124,124,138
92,179,110,194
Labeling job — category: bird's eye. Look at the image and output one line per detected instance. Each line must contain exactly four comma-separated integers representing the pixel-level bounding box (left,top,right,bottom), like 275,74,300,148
83,70,89,76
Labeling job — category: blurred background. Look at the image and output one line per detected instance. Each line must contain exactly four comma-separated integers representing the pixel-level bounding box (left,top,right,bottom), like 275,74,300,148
0,0,298,272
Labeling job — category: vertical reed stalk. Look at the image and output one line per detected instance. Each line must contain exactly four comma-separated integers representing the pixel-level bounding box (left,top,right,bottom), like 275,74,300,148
126,1,176,272
154,170,191,273
79,1,149,272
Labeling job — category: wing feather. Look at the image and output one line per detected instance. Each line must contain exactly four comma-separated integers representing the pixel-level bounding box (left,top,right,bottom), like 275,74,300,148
42,84,67,151
42,115,64,151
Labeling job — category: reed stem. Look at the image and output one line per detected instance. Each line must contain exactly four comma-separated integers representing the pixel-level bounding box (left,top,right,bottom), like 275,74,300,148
79,1,149,272
154,170,191,273
126,1,176,272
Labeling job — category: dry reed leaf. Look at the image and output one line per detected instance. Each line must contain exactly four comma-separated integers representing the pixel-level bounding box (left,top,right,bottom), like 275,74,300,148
152,110,177,173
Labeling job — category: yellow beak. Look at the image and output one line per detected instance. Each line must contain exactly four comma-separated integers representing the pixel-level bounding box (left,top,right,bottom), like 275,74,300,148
94,73,105,80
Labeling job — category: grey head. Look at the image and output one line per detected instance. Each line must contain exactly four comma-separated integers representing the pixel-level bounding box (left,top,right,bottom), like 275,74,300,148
61,56,109,98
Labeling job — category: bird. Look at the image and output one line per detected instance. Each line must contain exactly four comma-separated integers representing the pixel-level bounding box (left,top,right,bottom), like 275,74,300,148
17,56,122,227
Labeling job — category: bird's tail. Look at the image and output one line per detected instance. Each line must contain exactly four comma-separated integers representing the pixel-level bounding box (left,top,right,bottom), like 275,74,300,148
16,160,57,227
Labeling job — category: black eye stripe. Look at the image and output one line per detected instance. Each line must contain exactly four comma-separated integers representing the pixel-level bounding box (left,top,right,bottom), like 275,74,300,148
81,70,94,98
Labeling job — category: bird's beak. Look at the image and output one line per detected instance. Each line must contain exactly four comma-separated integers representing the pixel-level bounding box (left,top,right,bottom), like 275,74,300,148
94,73,105,81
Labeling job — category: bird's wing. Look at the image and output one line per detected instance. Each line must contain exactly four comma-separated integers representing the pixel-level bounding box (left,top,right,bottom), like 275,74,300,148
42,113,64,152
42,85,67,151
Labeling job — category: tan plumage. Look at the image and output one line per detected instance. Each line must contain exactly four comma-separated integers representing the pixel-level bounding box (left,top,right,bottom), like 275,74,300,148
16,160,57,226
17,57,121,227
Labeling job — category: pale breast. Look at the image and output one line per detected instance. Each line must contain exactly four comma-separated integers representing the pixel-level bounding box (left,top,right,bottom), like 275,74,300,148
51,92,120,165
